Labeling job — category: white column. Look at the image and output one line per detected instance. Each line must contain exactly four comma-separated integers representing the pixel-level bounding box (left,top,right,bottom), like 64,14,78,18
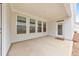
0,3,2,56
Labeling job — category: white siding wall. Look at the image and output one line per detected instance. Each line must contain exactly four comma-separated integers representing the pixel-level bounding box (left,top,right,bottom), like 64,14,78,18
11,11,48,43
48,4,75,41
48,20,56,37
48,17,73,41
2,4,11,56
0,4,2,56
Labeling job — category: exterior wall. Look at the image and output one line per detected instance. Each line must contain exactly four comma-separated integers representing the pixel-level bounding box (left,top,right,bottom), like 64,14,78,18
10,10,48,43
48,4,75,41
48,20,56,37
64,17,73,40
48,17,73,40
2,4,48,55
2,4,11,56
0,4,2,56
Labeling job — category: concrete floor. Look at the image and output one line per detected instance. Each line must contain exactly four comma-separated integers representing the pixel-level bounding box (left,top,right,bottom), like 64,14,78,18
7,36,73,56
72,42,79,56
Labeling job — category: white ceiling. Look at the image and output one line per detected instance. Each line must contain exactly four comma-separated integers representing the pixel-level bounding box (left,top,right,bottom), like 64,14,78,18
10,3,69,21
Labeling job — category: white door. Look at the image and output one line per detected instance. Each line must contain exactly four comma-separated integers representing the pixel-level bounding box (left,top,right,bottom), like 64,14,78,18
56,22,64,38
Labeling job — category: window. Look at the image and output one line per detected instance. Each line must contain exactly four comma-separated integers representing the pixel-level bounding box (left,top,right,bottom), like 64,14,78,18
17,16,26,34
43,22,46,32
76,3,79,23
38,21,42,32
30,19,36,33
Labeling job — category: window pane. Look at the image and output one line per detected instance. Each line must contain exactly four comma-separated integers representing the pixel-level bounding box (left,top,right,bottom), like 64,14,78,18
43,22,46,32
30,19,36,33
58,24,62,35
38,21,42,32
30,26,35,33
30,19,35,24
17,16,26,34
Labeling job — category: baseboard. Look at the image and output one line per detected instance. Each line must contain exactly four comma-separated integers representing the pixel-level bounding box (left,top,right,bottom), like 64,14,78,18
6,44,13,56
11,35,48,44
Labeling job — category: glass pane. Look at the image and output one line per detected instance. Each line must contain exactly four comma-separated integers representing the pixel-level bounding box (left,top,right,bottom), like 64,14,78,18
43,22,46,32
30,26,35,33
38,21,42,32
30,19,35,24
30,19,36,33
58,24,62,35
17,16,26,34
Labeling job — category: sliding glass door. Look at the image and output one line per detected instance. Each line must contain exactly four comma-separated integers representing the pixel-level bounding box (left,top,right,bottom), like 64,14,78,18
56,21,64,38
58,24,63,35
